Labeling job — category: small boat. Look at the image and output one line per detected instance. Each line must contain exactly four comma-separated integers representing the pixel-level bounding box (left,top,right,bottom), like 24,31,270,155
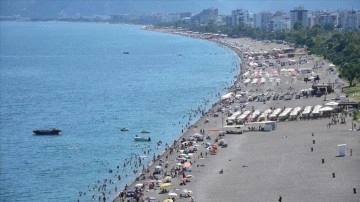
120,128,129,131
134,136,151,142
123,51,129,54
33,128,61,135
141,130,150,133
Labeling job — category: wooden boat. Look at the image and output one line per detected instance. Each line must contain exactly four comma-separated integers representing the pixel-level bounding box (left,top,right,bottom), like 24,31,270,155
33,128,61,135
134,136,151,142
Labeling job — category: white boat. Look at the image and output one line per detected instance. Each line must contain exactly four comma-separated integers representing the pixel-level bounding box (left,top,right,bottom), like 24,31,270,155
134,136,151,142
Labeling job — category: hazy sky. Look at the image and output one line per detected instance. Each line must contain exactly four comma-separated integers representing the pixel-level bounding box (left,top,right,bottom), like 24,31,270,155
128,0,360,14
1,0,359,17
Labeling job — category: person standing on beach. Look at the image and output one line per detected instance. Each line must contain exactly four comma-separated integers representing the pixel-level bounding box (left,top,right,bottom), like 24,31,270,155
278,195,282,202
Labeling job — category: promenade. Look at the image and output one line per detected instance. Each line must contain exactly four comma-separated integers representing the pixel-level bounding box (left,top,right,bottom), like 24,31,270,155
113,32,360,202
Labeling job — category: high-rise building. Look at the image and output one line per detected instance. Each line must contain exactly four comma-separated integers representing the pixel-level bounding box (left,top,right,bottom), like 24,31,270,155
315,12,338,26
199,8,218,24
270,15,291,32
232,9,249,26
255,11,273,31
339,10,358,31
247,13,256,28
290,6,309,29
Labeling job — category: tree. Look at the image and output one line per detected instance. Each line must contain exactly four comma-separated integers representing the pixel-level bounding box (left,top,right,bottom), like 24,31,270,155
293,22,304,31
339,63,360,86
309,24,322,37
323,22,335,31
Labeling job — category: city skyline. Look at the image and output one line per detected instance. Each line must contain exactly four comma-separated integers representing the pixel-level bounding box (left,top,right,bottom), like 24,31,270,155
1,0,360,18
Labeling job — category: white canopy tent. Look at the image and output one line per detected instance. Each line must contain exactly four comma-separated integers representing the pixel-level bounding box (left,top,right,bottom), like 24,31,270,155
319,106,334,112
325,101,339,106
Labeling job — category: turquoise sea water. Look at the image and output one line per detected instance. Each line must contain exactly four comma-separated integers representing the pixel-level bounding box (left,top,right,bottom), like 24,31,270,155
0,22,240,202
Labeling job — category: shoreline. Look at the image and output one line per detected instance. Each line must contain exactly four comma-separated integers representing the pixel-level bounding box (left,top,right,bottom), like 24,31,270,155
112,28,246,202
113,28,359,202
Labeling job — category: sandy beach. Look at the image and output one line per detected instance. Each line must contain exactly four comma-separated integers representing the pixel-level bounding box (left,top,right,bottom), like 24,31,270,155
113,30,360,202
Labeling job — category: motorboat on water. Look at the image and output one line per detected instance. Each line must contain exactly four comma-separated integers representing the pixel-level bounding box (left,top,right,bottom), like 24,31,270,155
120,127,129,131
134,135,151,142
33,128,61,135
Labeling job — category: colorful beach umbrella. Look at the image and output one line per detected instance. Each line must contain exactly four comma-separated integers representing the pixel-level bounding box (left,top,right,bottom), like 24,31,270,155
183,162,191,168
163,176,171,180
160,183,172,189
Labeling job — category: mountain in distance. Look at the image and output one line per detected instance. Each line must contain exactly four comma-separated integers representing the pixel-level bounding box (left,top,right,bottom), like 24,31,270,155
1,0,359,18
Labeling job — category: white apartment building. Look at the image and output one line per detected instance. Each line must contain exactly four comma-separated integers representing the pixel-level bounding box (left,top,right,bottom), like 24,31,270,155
255,11,273,31
270,16,291,31
232,9,249,26
339,10,359,31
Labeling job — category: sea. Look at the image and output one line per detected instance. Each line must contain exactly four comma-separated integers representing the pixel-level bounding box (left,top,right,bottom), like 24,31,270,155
0,21,240,202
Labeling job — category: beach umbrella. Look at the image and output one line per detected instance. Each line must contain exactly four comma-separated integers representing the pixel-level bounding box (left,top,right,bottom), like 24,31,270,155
192,133,203,138
168,192,178,196
148,196,157,201
134,183,143,188
176,163,182,166
183,162,191,168
155,165,162,169
163,176,172,181
181,141,189,145
182,189,193,194
160,183,172,189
